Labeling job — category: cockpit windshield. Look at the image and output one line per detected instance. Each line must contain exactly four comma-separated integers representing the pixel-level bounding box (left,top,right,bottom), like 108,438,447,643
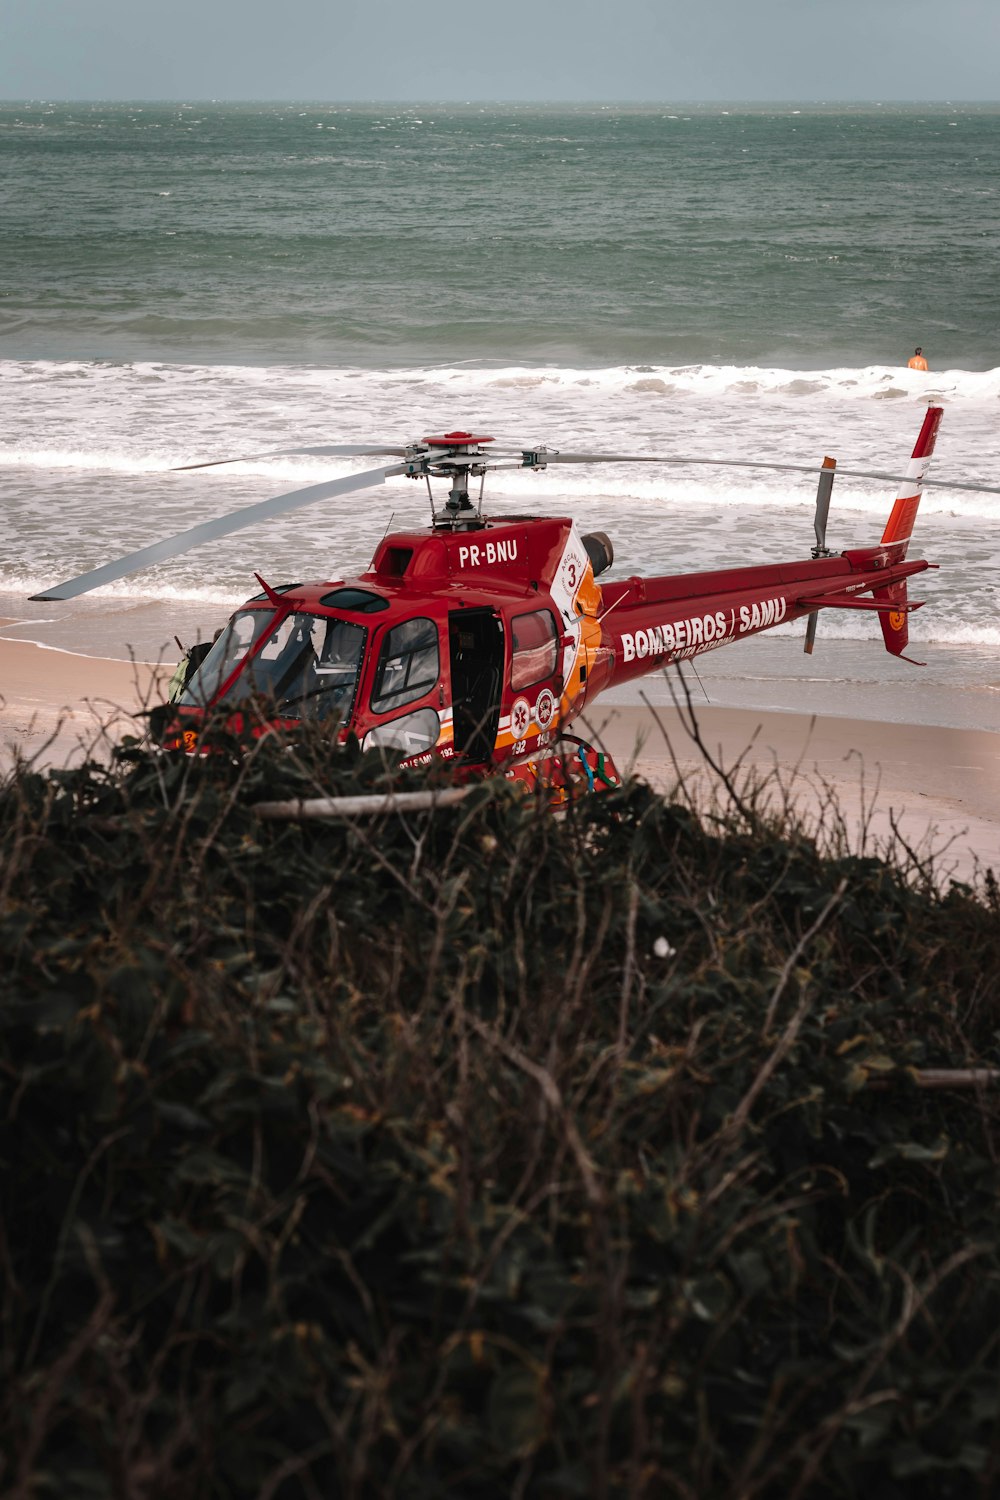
180,609,366,721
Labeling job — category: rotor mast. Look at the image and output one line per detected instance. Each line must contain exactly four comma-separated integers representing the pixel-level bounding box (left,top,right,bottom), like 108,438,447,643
406,431,498,529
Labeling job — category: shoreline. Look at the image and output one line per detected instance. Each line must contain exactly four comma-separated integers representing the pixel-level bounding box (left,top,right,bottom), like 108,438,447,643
0,637,172,767
2,636,997,883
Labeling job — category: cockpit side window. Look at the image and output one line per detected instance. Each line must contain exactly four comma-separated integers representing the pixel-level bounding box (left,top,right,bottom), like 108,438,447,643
281,616,366,720
371,617,439,715
510,609,559,690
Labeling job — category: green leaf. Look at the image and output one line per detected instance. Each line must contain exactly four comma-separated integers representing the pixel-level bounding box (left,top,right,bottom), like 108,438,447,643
488,1365,547,1458
869,1135,950,1167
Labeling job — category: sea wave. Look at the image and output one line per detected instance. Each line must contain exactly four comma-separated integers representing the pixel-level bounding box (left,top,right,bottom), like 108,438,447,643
5,355,997,650
3,445,997,523
0,448,180,476
4,356,1000,402
5,356,997,503
460,363,1000,404
0,571,244,607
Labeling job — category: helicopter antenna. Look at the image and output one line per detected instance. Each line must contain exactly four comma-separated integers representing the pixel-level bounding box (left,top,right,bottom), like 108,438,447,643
686,655,712,704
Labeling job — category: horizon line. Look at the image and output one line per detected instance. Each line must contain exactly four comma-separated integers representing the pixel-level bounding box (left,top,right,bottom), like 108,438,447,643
3,95,1000,107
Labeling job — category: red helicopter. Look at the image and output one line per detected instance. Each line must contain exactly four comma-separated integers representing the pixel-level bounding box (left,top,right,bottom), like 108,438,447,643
33,406,948,798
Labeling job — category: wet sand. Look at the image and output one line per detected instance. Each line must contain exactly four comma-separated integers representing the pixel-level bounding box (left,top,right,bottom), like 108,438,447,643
0,636,171,767
581,700,1000,883
1,636,997,884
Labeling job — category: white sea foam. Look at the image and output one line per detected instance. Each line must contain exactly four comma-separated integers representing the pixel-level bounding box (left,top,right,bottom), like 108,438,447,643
4,357,998,653
0,448,179,475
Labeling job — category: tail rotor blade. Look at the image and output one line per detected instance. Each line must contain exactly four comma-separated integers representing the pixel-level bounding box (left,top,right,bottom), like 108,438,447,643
803,611,820,656
804,457,837,655
31,463,406,602
813,457,836,555
815,456,839,558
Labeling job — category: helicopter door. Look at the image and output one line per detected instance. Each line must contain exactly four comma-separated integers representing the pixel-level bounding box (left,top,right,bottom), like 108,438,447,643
449,609,504,762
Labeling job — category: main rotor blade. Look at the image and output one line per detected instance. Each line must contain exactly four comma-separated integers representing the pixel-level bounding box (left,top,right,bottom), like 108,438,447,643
31,463,407,602
175,444,410,471
529,452,1000,495
542,452,829,473
176,443,1000,496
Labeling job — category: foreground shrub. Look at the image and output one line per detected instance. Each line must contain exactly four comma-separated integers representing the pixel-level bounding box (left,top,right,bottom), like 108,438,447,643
1,729,999,1498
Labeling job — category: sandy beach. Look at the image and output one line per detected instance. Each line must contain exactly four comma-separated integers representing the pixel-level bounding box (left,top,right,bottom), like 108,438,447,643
0,633,171,768
1,633,997,884
582,700,1000,884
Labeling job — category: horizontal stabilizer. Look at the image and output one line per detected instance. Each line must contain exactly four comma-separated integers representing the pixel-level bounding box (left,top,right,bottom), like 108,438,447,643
796,594,923,614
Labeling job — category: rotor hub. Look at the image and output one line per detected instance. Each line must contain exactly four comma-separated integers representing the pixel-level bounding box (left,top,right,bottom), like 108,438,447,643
399,433,497,529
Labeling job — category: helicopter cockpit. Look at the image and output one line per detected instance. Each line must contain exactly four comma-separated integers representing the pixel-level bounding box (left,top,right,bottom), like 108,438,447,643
180,608,366,721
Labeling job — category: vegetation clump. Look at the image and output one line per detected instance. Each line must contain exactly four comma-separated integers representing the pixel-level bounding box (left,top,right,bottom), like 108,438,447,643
2,725,999,1498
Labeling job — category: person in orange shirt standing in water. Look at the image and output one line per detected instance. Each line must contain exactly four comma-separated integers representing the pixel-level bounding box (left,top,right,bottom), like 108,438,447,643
908,346,929,370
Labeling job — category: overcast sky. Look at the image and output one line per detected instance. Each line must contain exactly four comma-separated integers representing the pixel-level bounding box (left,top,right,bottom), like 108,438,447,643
2,0,998,102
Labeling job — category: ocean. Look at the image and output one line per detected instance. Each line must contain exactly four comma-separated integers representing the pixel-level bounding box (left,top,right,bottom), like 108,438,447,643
2,101,999,728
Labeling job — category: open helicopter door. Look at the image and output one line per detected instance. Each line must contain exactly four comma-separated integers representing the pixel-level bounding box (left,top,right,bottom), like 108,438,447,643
449,609,504,762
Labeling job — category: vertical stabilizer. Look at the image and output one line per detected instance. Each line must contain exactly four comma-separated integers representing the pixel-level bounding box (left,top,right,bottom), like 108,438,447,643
879,405,943,563
874,577,922,661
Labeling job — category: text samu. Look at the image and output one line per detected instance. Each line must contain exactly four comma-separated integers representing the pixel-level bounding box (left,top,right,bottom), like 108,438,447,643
620,597,787,662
